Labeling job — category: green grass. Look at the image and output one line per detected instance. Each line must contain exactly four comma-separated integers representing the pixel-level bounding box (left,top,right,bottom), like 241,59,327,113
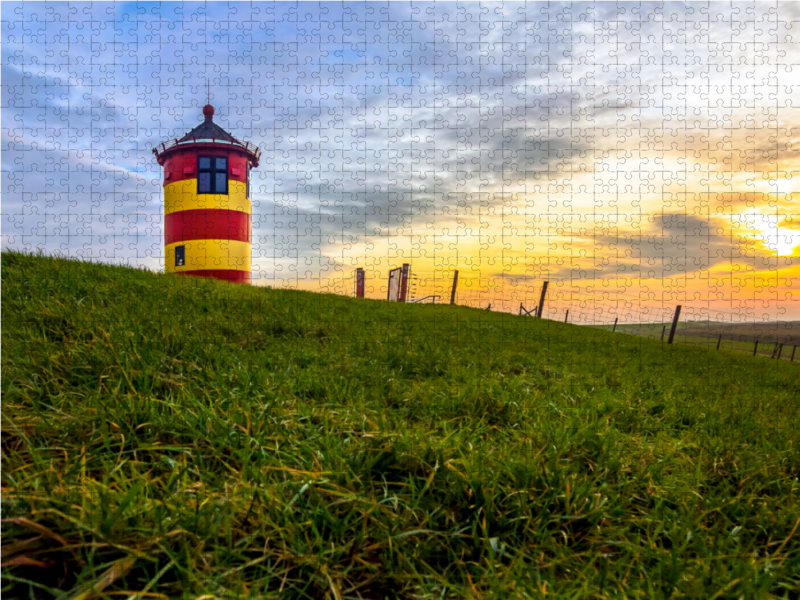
2,250,800,599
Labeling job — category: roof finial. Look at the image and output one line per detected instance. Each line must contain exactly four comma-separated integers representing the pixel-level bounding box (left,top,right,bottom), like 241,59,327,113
203,78,214,122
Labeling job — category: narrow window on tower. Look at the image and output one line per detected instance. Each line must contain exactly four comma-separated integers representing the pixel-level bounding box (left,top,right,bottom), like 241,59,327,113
246,165,250,199
175,245,185,267
215,157,228,194
198,157,211,193
197,156,228,194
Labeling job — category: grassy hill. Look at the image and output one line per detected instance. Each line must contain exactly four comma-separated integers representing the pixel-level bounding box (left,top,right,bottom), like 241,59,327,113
2,251,799,599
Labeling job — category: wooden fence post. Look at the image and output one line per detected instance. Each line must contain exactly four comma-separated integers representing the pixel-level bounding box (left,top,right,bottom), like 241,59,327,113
613,317,618,332
777,344,784,360
537,282,549,318
355,268,365,298
771,342,780,359
792,346,797,362
661,325,666,341
716,334,722,350
450,270,459,305
667,305,681,345
564,310,569,323
753,339,759,356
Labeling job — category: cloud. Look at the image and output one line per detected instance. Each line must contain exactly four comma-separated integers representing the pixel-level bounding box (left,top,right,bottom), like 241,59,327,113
1,1,797,320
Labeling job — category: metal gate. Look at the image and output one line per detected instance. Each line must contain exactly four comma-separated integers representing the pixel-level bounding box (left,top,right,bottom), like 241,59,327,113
387,263,410,302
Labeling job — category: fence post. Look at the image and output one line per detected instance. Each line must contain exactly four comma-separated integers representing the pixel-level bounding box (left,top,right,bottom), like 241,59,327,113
564,310,569,323
613,317,618,332
661,325,666,341
753,339,759,356
667,305,681,345
792,346,797,362
486,303,492,311
716,334,722,350
450,270,459,305
355,268,365,298
537,282,549,318
771,342,780,359
777,344,784,360
519,303,523,315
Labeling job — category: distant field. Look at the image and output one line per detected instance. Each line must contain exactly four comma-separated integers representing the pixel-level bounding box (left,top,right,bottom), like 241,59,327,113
680,321,800,344
2,252,799,599
594,321,800,360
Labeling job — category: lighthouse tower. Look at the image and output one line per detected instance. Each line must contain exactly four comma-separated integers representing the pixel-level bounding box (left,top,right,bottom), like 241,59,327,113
152,104,260,284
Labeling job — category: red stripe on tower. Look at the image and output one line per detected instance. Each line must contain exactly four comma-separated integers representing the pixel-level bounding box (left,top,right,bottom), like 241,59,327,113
161,150,250,186
178,270,251,284
165,209,251,244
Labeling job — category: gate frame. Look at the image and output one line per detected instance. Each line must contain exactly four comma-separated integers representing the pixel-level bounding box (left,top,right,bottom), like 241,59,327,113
387,263,410,302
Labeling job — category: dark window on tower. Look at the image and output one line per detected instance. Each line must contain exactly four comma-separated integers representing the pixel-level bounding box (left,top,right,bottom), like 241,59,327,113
246,165,250,199
198,156,227,194
175,245,185,267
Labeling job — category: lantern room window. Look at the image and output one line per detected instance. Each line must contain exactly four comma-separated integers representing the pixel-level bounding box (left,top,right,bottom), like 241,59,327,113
198,156,228,194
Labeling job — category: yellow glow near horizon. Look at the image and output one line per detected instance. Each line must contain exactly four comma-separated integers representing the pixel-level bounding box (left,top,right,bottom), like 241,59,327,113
757,215,800,257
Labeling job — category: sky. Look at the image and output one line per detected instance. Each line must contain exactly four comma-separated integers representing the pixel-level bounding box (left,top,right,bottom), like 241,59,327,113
3,1,799,323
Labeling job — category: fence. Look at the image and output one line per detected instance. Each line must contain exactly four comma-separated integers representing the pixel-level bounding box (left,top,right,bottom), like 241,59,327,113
303,264,800,362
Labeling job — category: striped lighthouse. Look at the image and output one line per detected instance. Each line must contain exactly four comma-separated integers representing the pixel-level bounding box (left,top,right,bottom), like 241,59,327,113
152,104,260,284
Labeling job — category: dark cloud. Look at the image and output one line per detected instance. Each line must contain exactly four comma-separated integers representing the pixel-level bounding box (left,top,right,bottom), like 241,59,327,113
546,213,800,281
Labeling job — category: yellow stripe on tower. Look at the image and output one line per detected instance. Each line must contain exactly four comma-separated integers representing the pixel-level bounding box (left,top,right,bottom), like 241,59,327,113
165,239,251,273
164,180,250,215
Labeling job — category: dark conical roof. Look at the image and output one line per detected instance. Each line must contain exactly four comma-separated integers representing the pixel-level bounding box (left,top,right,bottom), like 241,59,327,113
177,105,241,144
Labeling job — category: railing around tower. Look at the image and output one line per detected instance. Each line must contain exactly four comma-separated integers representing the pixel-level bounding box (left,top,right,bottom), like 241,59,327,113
152,137,261,160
